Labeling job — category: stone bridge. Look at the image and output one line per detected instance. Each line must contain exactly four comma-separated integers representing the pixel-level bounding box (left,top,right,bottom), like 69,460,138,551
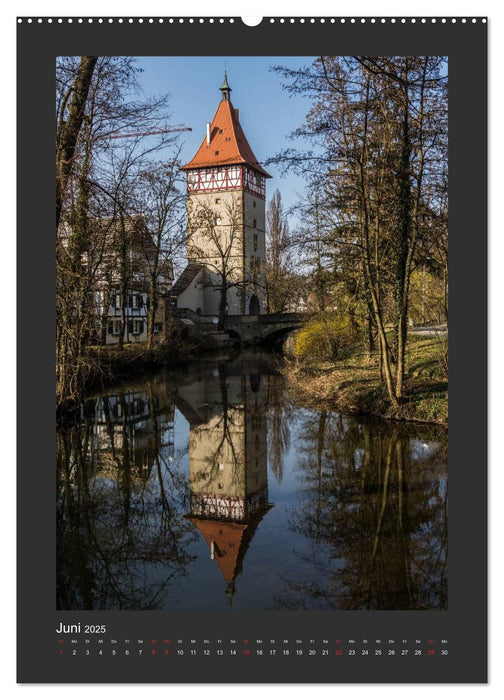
175,309,305,345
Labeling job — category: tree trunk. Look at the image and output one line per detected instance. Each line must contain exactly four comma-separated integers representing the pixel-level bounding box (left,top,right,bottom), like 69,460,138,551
56,56,97,230
394,80,411,400
359,76,399,407
117,216,128,350
395,58,427,400
218,276,227,331
147,275,157,350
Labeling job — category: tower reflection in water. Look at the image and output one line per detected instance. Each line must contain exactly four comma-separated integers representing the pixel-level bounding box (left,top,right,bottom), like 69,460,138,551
176,361,273,607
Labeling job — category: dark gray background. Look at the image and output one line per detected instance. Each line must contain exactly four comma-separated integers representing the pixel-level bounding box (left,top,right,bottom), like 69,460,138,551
17,16,487,683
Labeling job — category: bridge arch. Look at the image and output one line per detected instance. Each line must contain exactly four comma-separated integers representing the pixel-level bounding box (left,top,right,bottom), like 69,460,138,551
226,328,242,347
260,325,300,346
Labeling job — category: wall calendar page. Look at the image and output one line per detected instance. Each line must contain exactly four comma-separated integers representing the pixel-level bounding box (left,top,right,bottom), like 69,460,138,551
17,14,487,684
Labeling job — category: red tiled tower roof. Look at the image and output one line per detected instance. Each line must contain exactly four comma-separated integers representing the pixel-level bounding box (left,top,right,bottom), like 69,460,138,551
182,79,271,178
189,519,248,584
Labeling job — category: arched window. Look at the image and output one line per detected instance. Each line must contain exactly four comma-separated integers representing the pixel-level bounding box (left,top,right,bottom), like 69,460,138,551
249,294,260,315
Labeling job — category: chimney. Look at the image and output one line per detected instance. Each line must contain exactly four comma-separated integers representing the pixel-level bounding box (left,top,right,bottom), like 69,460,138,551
206,123,211,145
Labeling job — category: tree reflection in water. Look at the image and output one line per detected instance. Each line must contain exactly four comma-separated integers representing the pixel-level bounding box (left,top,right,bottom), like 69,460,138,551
265,373,294,484
56,378,195,610
276,414,448,610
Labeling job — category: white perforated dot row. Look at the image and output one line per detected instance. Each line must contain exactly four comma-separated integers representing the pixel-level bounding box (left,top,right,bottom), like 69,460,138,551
17,17,487,24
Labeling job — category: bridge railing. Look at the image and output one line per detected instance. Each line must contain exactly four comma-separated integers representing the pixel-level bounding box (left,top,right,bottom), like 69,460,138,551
175,308,305,326
257,313,303,324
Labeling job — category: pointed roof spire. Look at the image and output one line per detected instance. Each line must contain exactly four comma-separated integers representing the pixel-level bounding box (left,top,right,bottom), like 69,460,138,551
220,71,232,101
181,78,272,178
226,580,236,610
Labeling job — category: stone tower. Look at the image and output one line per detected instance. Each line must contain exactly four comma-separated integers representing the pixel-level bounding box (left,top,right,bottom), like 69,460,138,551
179,73,271,317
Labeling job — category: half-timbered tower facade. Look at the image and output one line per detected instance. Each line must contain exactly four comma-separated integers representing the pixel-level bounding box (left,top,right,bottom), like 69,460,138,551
177,73,271,316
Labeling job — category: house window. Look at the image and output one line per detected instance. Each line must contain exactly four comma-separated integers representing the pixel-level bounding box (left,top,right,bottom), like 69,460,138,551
133,398,145,415
215,197,221,204
114,295,121,310
108,320,121,336
154,322,162,333
132,294,139,309
132,320,144,335
215,216,222,225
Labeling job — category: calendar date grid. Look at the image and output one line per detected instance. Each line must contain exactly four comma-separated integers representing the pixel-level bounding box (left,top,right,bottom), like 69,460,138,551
57,636,449,658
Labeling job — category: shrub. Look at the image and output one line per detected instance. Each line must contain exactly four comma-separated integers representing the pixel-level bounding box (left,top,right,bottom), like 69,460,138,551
295,313,360,361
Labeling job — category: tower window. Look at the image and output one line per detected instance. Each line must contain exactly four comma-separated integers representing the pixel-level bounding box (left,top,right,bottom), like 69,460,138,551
215,216,222,225
218,129,223,134
215,197,221,204
253,201,256,207
253,233,258,251
214,150,219,155
253,219,257,228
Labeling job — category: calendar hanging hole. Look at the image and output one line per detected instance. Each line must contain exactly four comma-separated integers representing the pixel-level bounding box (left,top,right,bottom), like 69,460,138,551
241,17,263,27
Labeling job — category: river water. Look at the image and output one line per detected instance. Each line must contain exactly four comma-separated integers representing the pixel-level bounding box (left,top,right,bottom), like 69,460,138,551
56,351,447,611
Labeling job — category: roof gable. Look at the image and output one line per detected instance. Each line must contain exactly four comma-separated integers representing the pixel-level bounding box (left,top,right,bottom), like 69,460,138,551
171,263,204,298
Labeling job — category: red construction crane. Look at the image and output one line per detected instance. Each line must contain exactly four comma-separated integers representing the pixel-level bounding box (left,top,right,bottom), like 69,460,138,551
96,125,192,140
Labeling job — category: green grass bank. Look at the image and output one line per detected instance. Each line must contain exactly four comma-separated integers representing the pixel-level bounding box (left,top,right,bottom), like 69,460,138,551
284,334,448,426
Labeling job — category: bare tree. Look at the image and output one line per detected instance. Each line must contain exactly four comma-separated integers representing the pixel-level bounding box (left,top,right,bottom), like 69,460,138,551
264,189,295,313
56,55,177,407
133,158,186,348
270,55,448,405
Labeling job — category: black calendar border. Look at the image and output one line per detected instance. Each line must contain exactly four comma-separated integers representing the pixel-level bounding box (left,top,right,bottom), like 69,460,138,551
17,17,488,684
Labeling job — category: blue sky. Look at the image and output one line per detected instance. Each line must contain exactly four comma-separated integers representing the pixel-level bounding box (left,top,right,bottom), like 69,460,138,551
135,56,318,218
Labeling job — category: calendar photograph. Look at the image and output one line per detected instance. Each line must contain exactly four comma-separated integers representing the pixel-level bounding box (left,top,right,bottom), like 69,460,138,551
56,54,448,612
18,16,487,684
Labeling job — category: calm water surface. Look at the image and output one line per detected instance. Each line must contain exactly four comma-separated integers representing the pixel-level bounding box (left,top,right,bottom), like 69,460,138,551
57,351,447,611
